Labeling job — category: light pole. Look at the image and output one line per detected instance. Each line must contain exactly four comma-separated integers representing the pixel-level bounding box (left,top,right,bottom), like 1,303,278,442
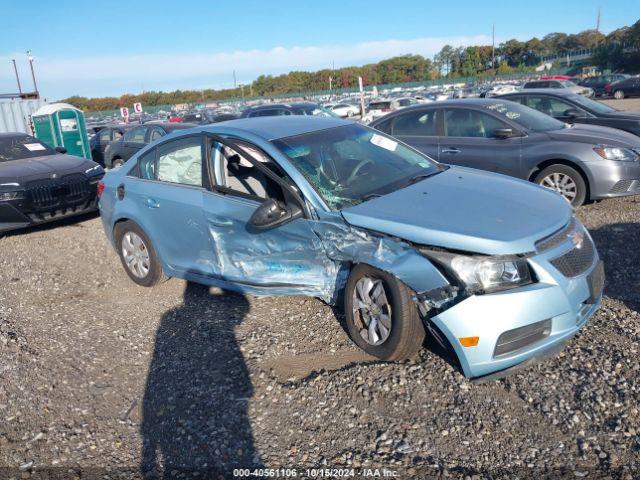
27,50,39,98
12,59,22,94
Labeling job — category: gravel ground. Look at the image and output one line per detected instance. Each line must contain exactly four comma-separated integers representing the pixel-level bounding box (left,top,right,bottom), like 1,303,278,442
1,196,640,478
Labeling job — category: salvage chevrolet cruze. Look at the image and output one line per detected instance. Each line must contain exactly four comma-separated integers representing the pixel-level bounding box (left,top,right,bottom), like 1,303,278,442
98,117,604,378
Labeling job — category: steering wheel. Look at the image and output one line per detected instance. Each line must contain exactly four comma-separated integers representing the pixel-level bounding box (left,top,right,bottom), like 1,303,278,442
345,159,375,186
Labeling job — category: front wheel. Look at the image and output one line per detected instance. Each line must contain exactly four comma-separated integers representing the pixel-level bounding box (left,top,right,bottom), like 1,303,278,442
535,164,587,206
114,221,166,287
344,264,425,361
613,89,625,100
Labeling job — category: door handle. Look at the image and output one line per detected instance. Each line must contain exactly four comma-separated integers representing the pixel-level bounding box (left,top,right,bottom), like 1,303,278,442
144,197,160,208
207,216,233,227
441,147,461,154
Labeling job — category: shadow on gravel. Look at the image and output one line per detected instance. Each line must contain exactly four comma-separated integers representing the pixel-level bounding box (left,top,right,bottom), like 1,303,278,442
590,222,640,311
140,281,261,478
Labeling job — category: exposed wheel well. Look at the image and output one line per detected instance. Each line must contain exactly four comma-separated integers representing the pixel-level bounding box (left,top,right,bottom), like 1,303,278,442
528,159,591,199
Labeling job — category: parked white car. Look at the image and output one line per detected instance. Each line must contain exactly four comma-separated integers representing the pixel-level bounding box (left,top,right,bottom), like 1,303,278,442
326,103,361,118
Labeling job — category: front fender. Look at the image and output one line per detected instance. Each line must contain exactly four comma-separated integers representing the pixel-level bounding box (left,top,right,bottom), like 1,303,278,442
310,219,450,294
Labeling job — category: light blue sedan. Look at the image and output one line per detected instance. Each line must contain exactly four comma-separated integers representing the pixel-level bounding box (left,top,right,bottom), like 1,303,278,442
98,116,604,378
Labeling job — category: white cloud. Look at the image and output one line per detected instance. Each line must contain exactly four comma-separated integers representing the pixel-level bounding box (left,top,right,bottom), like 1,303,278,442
1,34,495,98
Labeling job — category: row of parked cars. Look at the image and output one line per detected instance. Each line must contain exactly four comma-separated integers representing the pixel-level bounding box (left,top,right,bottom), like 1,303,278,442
3,81,636,380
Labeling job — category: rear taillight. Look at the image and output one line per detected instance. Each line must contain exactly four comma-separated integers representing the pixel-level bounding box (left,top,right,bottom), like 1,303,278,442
604,83,612,92
97,180,105,199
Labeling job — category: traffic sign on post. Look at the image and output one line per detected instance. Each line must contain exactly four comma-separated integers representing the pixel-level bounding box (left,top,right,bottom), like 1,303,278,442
133,102,143,113
120,107,129,118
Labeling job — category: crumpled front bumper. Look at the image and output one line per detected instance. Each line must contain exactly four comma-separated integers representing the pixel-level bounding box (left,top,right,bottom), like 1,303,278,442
428,228,602,378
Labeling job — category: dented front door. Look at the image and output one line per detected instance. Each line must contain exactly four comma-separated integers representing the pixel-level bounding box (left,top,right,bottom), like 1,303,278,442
201,191,337,297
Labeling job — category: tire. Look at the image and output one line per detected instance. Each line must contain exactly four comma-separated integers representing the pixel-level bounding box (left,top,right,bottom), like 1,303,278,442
613,89,625,100
114,221,166,287
535,164,587,206
344,264,425,361
111,158,124,169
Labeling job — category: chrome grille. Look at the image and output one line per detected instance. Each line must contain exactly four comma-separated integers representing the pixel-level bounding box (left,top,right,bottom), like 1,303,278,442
550,234,596,277
535,217,576,253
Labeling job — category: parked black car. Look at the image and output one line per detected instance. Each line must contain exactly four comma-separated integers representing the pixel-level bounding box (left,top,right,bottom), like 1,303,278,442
240,102,335,118
497,89,640,137
181,111,239,124
0,133,104,233
104,123,194,168
578,74,629,97
89,125,134,166
605,76,640,99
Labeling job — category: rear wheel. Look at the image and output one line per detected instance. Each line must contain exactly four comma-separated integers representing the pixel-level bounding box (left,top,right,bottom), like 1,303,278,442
613,89,625,100
535,164,587,206
114,221,166,287
344,264,425,361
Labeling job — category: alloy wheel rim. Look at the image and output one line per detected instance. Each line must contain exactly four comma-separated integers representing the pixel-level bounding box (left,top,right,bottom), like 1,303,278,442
541,173,577,202
122,231,150,278
352,276,392,346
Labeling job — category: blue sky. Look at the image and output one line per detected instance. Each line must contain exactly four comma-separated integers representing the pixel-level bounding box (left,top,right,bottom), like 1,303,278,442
0,0,636,99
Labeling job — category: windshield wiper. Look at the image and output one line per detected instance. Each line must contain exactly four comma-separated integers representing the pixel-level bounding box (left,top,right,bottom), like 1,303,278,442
404,170,442,187
359,193,382,202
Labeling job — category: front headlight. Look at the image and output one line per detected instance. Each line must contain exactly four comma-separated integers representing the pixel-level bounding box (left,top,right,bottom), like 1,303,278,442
594,146,639,162
0,191,24,201
421,249,532,293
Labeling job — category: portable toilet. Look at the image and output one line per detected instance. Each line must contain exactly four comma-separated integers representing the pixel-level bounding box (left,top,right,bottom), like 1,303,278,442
31,103,91,159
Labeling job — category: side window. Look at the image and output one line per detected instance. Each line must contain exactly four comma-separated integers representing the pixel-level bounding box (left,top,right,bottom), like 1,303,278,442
124,127,146,143
504,95,525,105
99,129,111,143
211,141,286,201
113,130,123,140
391,110,437,136
156,137,203,187
526,96,577,117
150,128,164,142
443,109,507,138
373,117,393,134
137,148,156,180
550,81,562,88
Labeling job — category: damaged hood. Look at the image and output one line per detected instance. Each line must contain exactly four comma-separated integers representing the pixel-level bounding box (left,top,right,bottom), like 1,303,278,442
341,166,572,255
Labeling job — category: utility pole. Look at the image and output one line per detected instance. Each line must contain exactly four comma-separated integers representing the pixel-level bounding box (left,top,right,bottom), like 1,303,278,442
233,70,237,89
596,7,601,33
27,50,39,98
492,24,496,70
12,59,22,94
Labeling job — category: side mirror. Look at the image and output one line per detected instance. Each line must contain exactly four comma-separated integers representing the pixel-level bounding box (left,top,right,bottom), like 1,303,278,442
493,128,514,139
249,198,303,230
563,108,582,118
55,146,67,154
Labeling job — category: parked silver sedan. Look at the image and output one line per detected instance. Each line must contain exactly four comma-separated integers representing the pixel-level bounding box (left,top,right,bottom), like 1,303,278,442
371,99,640,206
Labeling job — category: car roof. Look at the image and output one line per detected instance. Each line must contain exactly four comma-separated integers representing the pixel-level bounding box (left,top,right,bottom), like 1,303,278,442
245,102,318,111
498,88,576,97
196,116,352,141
